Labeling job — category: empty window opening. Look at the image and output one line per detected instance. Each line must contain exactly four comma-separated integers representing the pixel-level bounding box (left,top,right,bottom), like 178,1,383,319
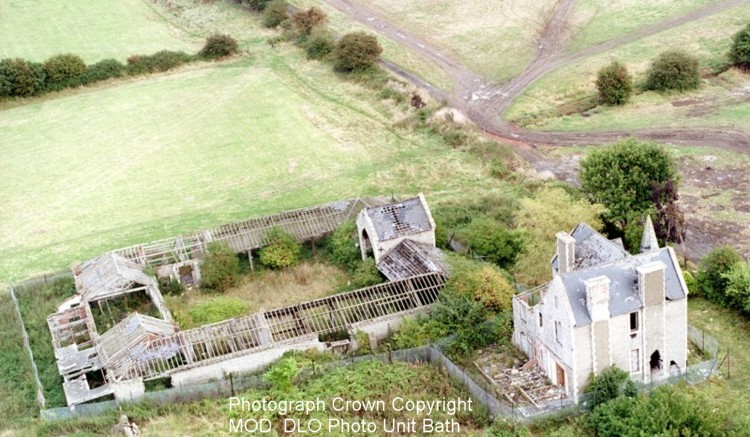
631,349,640,373
538,312,543,328
555,321,562,344
650,350,662,371
630,312,639,332
85,369,106,389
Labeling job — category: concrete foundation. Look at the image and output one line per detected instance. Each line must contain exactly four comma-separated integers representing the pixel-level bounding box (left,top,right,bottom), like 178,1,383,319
111,379,145,404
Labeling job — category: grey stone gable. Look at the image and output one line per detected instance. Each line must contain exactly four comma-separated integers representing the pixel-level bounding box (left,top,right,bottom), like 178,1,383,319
560,247,687,326
551,223,630,273
364,196,432,241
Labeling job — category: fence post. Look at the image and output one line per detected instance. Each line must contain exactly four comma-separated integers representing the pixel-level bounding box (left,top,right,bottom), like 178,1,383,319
230,373,235,396
727,349,731,379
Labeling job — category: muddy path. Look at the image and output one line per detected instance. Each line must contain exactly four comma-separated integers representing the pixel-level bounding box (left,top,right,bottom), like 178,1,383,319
323,0,750,152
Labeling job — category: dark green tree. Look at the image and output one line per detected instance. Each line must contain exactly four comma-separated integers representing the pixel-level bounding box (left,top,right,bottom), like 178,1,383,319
201,241,240,292
729,23,750,69
304,27,336,60
332,32,383,73
245,0,272,11
595,61,633,105
579,138,678,230
645,50,700,92
585,366,637,407
199,34,239,59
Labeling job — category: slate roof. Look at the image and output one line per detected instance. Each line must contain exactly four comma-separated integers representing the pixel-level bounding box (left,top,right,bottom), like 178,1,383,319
561,247,687,326
364,196,432,241
377,239,448,281
551,223,629,273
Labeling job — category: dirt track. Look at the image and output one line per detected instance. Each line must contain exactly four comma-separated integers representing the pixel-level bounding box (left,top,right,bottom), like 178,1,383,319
323,0,750,153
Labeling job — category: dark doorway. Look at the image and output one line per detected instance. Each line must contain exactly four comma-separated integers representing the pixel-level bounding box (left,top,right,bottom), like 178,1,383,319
361,229,372,256
179,264,194,286
556,363,566,388
650,350,662,371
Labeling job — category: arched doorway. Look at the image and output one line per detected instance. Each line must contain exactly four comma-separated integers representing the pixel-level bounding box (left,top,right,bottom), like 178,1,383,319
361,229,372,258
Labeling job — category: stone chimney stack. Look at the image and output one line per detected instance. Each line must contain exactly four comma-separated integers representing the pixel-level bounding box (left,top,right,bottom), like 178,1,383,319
585,276,610,322
637,261,666,307
556,232,576,274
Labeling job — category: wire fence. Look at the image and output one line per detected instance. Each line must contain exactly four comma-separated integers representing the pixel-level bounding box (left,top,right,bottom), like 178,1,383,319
688,325,720,358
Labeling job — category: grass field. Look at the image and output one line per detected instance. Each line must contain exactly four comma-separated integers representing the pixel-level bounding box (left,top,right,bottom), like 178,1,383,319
506,2,750,128
0,0,197,63
352,0,558,84
567,0,718,52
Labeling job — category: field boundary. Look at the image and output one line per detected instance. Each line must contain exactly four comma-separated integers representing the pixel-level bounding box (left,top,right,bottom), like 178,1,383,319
9,286,46,409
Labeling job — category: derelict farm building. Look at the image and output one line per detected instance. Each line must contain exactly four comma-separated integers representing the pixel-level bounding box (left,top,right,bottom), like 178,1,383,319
513,219,689,402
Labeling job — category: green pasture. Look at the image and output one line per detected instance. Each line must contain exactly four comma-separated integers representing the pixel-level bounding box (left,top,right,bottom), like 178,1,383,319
568,0,719,52
506,2,750,129
0,0,197,63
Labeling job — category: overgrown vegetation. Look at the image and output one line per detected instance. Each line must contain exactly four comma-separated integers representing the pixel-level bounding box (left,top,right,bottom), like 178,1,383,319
730,23,750,70
584,366,637,408
258,228,302,269
645,50,701,92
332,31,383,73
694,245,750,318
200,241,240,292
187,296,248,325
198,33,239,59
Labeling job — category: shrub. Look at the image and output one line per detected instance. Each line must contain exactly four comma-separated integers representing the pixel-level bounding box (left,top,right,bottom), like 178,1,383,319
431,288,496,358
392,314,449,349
696,245,742,305
264,357,298,392
589,385,724,436
595,61,632,105
259,228,301,269
328,220,361,272
42,53,86,91
148,50,192,72
645,50,700,92
729,23,750,69
81,58,125,84
200,241,240,292
246,0,272,11
585,366,637,407
199,34,239,60
304,27,336,60
0,58,46,97
350,259,383,288
292,7,327,38
723,262,750,314
188,296,248,324
262,0,289,28
448,263,515,313
682,270,698,296
465,217,524,268
333,31,383,73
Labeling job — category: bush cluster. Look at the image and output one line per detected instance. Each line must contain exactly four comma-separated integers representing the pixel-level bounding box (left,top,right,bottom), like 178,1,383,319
259,228,302,269
201,241,240,292
729,23,750,69
1,34,235,100
199,34,239,60
262,0,289,28
645,50,700,92
595,61,632,105
464,217,524,268
695,246,750,316
332,31,383,73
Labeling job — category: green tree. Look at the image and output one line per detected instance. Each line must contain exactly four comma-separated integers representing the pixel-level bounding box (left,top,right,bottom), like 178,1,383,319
332,32,383,73
259,228,301,269
595,61,633,105
645,50,701,92
579,138,677,230
729,23,750,69
465,217,524,268
199,34,239,60
262,0,289,28
42,53,86,91
585,366,637,407
513,187,606,284
696,246,742,305
201,241,240,292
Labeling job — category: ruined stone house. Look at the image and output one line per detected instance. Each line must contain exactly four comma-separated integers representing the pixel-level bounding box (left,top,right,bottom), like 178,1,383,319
512,217,688,403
